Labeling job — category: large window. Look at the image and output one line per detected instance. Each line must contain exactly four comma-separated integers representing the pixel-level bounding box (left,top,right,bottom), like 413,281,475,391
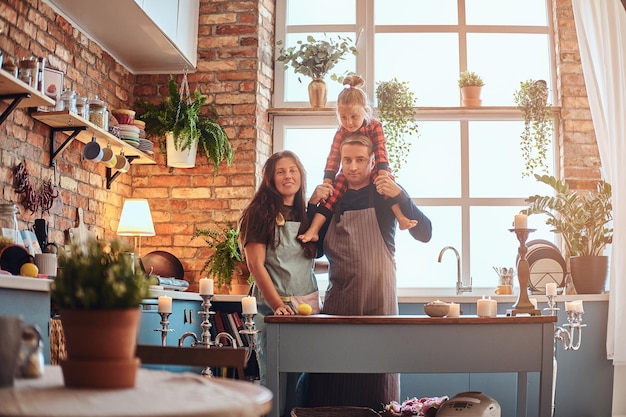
273,0,557,290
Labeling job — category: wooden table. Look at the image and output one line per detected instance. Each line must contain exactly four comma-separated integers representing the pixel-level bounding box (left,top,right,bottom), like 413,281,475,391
0,365,272,417
265,314,556,417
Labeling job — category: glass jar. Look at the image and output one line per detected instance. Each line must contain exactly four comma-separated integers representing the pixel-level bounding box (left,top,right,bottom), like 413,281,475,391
0,203,20,244
60,89,77,113
75,96,89,120
18,57,38,87
88,96,109,131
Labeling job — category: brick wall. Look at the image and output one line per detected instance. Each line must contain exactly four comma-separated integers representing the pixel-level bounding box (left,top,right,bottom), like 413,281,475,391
0,0,599,291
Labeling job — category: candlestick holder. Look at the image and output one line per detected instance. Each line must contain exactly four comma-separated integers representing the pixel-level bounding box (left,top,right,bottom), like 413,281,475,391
507,228,541,316
154,312,174,347
239,313,261,366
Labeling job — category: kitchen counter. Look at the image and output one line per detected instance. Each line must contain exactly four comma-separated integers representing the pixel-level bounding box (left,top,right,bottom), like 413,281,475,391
0,275,51,292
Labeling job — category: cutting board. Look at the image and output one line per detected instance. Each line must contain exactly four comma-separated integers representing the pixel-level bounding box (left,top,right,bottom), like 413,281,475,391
68,208,97,251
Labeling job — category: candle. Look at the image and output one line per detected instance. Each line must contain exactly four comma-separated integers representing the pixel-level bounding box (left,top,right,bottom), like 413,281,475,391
477,296,491,317
566,300,584,313
514,214,527,229
488,296,497,317
447,302,460,318
157,295,172,313
199,278,214,295
545,282,557,296
241,296,257,315
530,298,538,309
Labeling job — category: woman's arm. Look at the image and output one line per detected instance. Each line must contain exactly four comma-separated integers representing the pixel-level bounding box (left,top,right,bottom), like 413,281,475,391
244,242,293,314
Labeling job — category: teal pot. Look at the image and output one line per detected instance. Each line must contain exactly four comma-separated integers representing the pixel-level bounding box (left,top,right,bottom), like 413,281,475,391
569,255,609,294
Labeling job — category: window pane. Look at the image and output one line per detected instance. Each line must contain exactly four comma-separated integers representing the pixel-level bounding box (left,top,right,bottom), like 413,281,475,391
286,0,355,25
397,122,461,198
469,121,554,197
467,34,552,106
466,0,548,26
375,34,459,107
374,0,458,25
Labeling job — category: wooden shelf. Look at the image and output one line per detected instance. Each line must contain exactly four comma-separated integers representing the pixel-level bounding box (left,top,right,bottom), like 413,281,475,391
0,69,55,124
31,111,156,165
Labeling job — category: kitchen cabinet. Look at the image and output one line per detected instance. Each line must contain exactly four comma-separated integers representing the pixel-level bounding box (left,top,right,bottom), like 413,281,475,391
31,111,156,189
42,0,199,74
0,70,55,125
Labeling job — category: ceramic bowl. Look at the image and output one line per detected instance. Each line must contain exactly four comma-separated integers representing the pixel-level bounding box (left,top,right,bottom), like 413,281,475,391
424,302,450,318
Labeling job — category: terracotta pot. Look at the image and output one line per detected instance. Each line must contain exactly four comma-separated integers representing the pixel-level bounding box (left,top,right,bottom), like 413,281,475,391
308,78,327,108
59,308,140,388
569,255,609,294
461,86,482,107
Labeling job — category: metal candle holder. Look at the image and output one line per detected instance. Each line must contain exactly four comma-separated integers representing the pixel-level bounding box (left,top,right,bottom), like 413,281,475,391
154,312,174,347
239,313,261,365
507,228,541,316
547,295,586,351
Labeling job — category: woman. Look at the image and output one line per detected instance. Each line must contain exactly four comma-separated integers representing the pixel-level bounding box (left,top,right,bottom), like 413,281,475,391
239,150,320,384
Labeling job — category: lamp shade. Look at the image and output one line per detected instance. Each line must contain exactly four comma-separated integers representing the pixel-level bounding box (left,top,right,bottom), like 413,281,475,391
117,199,155,236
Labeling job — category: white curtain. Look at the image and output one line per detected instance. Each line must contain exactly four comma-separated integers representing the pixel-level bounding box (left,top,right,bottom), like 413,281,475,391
571,0,626,365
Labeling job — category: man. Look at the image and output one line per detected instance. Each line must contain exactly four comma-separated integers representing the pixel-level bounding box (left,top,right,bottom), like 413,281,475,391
303,133,432,409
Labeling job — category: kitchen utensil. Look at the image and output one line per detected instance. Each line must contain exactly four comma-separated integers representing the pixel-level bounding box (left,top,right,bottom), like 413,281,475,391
141,250,184,280
436,391,501,417
68,208,96,252
32,219,48,249
0,245,32,275
83,136,103,162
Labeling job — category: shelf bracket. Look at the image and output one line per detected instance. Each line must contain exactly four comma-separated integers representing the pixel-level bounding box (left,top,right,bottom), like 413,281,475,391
0,93,31,125
106,155,139,189
49,126,88,166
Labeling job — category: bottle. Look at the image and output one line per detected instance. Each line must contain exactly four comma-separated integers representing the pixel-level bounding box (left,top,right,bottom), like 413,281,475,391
0,203,20,244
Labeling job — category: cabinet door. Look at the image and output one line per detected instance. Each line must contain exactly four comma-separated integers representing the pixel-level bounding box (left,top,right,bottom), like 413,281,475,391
141,0,179,42
176,0,199,67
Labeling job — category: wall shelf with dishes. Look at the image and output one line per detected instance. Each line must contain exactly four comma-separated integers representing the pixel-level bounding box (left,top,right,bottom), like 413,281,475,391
0,70,55,125
31,111,156,189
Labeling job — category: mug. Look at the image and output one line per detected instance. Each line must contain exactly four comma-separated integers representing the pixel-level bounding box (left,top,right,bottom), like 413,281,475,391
495,284,513,295
34,253,57,276
114,153,130,173
101,146,116,168
0,316,43,386
83,138,103,161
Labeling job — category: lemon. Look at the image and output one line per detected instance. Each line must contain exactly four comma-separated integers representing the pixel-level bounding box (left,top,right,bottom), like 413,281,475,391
297,303,313,315
20,262,39,277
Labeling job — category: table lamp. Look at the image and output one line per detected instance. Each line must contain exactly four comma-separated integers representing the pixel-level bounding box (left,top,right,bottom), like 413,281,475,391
116,199,155,258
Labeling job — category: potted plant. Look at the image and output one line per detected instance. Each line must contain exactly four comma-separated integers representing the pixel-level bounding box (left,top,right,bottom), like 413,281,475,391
135,75,233,169
458,71,485,107
50,238,149,388
193,224,249,294
513,79,553,177
276,34,358,107
522,174,613,293
375,77,420,175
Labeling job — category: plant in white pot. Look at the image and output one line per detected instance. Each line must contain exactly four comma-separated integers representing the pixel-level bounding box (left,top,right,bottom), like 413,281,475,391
136,75,233,169
50,238,149,388
522,174,613,294
458,71,485,107
276,34,358,108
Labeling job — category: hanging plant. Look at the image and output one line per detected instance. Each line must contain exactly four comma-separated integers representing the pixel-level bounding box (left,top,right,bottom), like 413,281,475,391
375,78,420,175
513,79,554,177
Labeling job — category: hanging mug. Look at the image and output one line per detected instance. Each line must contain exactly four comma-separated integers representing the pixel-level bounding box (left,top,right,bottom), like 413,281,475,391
114,153,130,173
83,136,103,162
101,146,116,168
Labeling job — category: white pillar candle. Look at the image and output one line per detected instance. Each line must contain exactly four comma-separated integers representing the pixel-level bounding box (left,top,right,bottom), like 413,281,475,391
514,214,528,229
199,278,214,295
241,296,257,315
545,282,557,296
447,302,460,318
157,295,172,313
477,296,491,317
567,300,584,313
488,296,497,317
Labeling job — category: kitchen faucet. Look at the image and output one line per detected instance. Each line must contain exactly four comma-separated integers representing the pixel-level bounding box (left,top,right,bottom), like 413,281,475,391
437,246,472,295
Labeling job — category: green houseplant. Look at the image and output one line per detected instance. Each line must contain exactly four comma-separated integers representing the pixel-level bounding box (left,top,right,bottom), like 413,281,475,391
522,174,613,293
375,78,420,175
513,79,553,177
458,71,485,108
50,238,149,388
135,75,233,170
276,34,358,107
193,224,248,294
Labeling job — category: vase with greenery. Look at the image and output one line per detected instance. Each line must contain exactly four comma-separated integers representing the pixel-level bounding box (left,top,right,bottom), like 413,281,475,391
522,174,613,293
276,34,358,107
135,75,233,170
458,71,485,107
193,224,247,294
513,79,553,177
375,78,419,175
50,238,149,388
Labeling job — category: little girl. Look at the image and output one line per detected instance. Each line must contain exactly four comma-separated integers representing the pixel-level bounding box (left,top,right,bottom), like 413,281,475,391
298,75,417,243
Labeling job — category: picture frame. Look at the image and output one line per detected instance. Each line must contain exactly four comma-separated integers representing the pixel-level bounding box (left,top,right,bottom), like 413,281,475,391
40,67,63,111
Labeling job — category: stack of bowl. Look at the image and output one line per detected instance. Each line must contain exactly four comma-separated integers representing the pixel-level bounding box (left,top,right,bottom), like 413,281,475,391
111,109,135,125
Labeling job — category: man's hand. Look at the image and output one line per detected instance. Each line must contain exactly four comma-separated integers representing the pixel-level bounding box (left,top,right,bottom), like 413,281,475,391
374,174,402,198
309,183,334,205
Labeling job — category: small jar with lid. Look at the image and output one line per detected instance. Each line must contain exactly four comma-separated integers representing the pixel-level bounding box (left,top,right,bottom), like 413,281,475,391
18,57,38,87
60,88,77,113
75,96,89,120
0,203,20,244
89,96,109,131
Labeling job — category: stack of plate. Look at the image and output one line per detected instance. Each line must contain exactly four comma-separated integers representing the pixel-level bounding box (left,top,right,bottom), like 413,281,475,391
118,124,140,148
138,139,154,154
